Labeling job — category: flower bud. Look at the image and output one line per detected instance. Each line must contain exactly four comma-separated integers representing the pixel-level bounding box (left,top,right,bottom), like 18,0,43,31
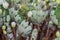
56,31,60,37
27,11,32,17
2,25,6,30
11,22,16,28
3,1,9,9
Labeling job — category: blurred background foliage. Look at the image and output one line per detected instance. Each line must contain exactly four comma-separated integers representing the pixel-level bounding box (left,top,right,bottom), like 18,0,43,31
55,4,60,28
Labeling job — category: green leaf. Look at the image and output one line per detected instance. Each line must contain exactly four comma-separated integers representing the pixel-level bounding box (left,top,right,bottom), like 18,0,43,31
55,4,60,28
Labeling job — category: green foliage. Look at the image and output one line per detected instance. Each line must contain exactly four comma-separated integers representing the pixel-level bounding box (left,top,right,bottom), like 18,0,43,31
18,9,25,21
55,4,60,28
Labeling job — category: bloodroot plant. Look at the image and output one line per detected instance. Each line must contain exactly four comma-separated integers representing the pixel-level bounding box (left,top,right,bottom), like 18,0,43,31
0,0,60,40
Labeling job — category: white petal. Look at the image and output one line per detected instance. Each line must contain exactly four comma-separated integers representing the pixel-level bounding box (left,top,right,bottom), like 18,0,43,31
27,11,32,17
3,1,9,9
11,22,16,28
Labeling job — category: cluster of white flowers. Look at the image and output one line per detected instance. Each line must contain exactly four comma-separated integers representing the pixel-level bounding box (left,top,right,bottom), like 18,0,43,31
11,22,16,28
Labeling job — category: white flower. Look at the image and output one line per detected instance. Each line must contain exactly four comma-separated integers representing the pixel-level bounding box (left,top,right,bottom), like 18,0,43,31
3,1,9,9
27,11,32,17
11,22,16,28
